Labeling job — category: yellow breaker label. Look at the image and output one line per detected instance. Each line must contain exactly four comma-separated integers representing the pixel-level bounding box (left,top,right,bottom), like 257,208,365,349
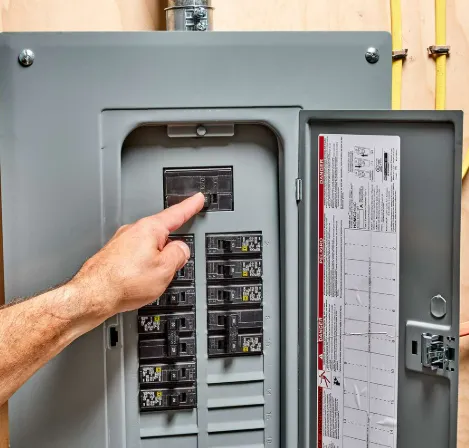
317,134,400,448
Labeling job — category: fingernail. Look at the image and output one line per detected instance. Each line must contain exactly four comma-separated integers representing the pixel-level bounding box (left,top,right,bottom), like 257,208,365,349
175,241,190,259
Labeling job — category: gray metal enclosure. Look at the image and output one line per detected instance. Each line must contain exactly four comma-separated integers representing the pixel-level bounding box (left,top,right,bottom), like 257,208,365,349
0,32,461,448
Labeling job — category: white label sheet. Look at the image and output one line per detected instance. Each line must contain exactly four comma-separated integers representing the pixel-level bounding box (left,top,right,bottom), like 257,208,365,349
317,134,400,448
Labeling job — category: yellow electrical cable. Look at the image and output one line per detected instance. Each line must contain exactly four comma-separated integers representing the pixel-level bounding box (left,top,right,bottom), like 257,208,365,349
433,0,469,180
435,0,447,111
390,0,403,110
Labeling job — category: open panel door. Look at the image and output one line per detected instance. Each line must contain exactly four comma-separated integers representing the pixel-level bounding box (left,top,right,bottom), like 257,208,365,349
298,111,462,448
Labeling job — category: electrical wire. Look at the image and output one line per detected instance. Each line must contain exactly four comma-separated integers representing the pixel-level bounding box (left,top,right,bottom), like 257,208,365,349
390,1,468,337
390,0,403,110
435,0,447,110
432,0,469,181
432,0,469,339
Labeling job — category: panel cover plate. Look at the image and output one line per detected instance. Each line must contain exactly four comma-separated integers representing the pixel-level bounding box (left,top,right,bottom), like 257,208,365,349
0,31,391,448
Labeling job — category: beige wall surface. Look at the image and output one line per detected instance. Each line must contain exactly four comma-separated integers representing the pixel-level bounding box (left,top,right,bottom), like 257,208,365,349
1,0,468,446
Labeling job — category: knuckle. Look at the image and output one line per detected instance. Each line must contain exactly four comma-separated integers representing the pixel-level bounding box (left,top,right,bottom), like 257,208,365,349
158,249,184,278
137,217,169,239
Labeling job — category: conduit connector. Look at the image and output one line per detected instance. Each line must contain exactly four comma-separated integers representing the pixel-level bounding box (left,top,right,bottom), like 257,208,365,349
392,49,408,61
166,0,214,31
427,45,451,56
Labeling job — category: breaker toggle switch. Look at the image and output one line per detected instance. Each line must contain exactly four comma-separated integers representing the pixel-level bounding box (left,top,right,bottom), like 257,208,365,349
202,193,219,211
219,264,232,278
218,239,232,252
167,318,179,358
219,289,232,302
227,314,239,353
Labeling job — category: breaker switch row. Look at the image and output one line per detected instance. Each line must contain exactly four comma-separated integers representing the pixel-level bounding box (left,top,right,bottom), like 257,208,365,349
206,232,264,358
138,234,197,412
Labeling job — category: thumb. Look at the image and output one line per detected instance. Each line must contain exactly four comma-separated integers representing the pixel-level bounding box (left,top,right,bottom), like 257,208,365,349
159,240,191,274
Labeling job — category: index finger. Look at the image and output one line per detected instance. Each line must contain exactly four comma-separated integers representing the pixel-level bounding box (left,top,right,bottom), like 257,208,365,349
152,193,205,232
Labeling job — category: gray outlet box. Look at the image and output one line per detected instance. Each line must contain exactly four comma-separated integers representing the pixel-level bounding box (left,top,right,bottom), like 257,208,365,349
0,32,461,448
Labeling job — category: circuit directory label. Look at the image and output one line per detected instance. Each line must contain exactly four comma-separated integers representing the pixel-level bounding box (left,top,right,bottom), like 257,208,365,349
317,134,400,448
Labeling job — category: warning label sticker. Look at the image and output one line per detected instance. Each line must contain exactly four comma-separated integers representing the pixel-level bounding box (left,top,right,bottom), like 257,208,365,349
317,134,400,448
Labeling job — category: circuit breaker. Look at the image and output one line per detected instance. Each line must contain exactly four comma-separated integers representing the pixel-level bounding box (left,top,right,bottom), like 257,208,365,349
0,31,461,448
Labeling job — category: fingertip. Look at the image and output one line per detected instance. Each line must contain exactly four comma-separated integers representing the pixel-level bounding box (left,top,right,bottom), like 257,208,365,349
193,192,205,210
174,240,191,260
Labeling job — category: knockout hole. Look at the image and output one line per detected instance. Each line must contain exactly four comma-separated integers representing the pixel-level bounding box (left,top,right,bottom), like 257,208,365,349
109,326,119,348
448,347,455,361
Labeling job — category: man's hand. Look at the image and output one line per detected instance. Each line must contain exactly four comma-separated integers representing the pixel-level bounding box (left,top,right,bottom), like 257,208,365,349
72,193,205,318
0,193,204,406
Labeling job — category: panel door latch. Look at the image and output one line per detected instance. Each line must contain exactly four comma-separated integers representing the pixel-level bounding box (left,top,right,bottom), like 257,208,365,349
406,322,457,376
421,333,456,371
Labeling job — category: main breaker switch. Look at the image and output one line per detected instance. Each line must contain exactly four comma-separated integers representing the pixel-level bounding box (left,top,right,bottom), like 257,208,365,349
163,167,233,212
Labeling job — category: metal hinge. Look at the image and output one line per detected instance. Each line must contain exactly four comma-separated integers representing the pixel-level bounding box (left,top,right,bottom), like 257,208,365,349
295,178,302,202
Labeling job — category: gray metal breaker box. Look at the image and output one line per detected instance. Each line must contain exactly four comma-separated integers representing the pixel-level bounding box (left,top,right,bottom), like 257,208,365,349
0,32,461,448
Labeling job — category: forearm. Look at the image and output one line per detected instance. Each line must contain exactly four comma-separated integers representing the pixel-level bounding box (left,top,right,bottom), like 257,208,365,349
0,194,203,407
0,281,107,406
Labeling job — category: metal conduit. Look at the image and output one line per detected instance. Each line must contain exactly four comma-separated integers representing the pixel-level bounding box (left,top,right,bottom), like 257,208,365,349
166,0,214,31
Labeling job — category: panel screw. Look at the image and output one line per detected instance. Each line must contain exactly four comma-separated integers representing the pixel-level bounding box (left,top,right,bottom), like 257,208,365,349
193,7,206,19
196,125,207,137
365,47,379,64
196,22,207,31
430,294,447,319
18,49,35,67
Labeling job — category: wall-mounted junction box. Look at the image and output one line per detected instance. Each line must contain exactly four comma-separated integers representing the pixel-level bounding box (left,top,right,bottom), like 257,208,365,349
0,32,461,448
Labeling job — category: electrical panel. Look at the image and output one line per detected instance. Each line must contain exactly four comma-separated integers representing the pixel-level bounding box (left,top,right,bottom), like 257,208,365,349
2,30,461,448
137,234,197,412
